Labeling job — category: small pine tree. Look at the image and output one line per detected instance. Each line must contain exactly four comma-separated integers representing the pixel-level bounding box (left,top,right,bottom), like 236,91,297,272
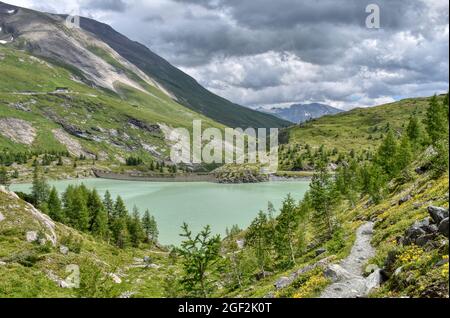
406,114,422,146
31,164,50,207
47,187,64,222
179,223,221,298
0,165,10,189
128,206,145,247
424,95,448,145
376,130,399,177
275,195,299,267
142,209,159,243
395,135,413,172
88,190,109,239
245,211,272,276
309,160,338,241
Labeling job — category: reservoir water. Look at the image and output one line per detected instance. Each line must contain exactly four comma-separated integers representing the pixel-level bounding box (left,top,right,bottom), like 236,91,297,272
11,178,310,246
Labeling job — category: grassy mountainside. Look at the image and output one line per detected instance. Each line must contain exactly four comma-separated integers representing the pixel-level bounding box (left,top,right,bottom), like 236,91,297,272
0,45,222,164
278,96,445,171
79,16,290,129
0,1,288,129
0,186,175,298
286,97,436,152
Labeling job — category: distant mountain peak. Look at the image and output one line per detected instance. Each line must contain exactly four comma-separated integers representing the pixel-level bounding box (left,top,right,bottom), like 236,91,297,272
262,103,344,123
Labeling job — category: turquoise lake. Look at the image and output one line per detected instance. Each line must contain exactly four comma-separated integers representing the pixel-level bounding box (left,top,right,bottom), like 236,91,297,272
11,179,310,246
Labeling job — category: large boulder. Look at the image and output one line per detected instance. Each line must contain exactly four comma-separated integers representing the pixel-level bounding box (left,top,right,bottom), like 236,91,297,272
324,264,356,283
365,269,382,293
274,276,293,290
438,218,449,237
428,206,449,225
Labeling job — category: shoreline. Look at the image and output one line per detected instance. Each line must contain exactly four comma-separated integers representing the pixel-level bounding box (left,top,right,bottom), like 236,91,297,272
9,171,312,186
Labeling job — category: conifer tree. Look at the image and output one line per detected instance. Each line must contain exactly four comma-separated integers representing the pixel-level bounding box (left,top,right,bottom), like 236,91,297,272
245,211,272,276
103,191,114,220
31,164,50,206
110,196,130,248
396,135,413,172
0,165,10,189
128,206,145,247
424,95,448,145
275,195,299,267
179,223,221,298
87,189,109,239
406,114,423,146
376,130,399,177
47,187,64,222
142,209,159,243
309,160,338,240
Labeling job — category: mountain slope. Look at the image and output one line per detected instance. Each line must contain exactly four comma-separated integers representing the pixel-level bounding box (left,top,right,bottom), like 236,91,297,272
0,44,222,165
0,186,173,298
78,17,290,129
0,1,288,129
284,96,443,153
265,103,343,124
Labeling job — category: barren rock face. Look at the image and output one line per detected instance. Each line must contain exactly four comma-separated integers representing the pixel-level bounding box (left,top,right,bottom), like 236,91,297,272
0,118,36,145
52,128,94,159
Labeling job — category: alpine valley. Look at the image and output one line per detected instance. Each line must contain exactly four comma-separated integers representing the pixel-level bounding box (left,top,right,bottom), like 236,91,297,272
0,2,448,300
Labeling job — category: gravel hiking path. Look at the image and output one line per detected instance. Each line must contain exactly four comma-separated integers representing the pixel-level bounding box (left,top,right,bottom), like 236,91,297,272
320,222,375,298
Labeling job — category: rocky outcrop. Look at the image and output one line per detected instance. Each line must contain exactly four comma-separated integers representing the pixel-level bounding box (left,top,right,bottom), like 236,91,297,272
401,206,449,246
0,118,36,145
0,186,57,246
427,206,449,225
215,169,269,184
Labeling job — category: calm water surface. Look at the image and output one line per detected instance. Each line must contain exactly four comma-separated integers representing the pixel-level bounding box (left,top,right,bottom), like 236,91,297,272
11,179,310,245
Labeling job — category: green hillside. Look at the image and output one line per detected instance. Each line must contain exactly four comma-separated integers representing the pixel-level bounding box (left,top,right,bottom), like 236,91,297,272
278,96,446,171
0,45,223,164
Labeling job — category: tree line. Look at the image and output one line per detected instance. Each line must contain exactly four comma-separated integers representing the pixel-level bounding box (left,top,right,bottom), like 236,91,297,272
23,165,159,249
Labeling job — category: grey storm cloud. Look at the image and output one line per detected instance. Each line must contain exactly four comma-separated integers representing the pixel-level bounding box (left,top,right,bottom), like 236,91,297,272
10,0,450,109
83,0,128,12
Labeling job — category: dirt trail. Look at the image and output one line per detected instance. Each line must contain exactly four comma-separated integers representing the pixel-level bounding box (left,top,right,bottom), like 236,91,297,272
320,222,377,298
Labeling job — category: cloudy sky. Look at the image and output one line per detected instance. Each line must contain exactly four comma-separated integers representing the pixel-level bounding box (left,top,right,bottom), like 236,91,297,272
5,0,450,110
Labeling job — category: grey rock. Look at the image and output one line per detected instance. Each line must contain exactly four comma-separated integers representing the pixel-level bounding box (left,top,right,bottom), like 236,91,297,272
324,264,356,283
59,245,69,255
119,291,136,298
26,231,38,243
0,261,6,266
0,212,5,222
399,195,412,205
143,256,152,263
274,276,293,290
315,248,327,256
255,271,273,281
365,269,382,293
415,234,436,247
109,273,122,284
427,206,449,224
364,264,380,275
404,224,426,245
438,218,449,237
